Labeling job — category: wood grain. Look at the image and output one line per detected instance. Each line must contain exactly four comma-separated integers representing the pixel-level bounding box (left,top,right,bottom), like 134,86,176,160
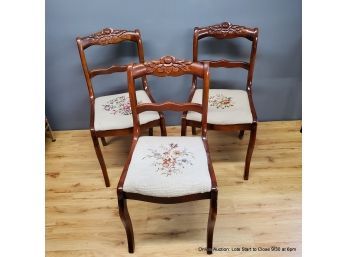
46,121,302,257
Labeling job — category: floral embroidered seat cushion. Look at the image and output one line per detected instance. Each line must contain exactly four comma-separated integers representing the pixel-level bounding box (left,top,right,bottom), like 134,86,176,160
186,89,253,125
94,90,160,131
123,136,211,197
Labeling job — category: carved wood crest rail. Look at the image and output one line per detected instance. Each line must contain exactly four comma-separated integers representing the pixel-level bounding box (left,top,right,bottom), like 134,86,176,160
195,22,258,39
144,56,193,74
81,28,133,45
208,22,247,35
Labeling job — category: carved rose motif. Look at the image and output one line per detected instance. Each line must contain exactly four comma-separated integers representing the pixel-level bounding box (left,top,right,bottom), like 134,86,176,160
144,56,192,74
207,22,247,36
88,28,127,45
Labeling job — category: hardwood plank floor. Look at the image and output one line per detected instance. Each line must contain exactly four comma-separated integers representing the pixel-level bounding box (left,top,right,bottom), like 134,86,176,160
46,121,302,257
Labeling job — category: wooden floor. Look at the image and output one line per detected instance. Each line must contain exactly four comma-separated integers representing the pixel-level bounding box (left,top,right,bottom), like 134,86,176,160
46,121,302,257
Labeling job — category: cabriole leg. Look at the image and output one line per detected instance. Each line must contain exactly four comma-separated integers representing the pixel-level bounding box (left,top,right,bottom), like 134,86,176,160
118,195,135,253
207,190,218,255
181,118,187,136
192,126,197,135
91,133,110,187
244,124,257,180
160,117,167,136
101,137,108,146
149,128,154,136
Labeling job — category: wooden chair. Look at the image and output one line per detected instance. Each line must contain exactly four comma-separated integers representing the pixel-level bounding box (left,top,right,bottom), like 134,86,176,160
117,56,218,254
76,28,166,187
181,22,259,180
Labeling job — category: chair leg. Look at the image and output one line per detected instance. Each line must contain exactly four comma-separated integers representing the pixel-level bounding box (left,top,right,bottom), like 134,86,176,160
207,190,218,255
91,134,110,187
181,118,187,136
149,128,154,136
160,117,167,136
244,124,257,180
118,196,135,253
238,130,244,140
192,126,197,135
101,137,108,146
45,117,56,142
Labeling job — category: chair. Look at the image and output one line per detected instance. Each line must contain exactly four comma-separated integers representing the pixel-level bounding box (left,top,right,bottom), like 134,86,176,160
76,28,166,187
117,56,218,254
181,22,259,180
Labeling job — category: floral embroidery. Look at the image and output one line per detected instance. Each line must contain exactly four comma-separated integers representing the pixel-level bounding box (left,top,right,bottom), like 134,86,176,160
209,94,234,109
102,95,142,115
143,143,194,176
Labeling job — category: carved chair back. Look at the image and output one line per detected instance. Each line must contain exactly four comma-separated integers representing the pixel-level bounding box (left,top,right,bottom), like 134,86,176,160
76,28,149,101
193,22,258,92
127,56,210,138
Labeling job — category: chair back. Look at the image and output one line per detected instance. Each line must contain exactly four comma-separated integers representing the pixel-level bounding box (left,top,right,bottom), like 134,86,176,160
76,28,147,99
193,22,258,91
127,56,210,138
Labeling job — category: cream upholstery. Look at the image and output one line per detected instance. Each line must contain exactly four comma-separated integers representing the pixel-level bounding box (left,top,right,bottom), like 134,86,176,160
94,90,160,131
187,89,253,125
123,136,212,197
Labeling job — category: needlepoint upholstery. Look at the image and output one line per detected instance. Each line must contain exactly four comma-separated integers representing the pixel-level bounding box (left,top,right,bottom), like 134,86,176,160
187,89,253,125
94,90,160,131
123,136,212,197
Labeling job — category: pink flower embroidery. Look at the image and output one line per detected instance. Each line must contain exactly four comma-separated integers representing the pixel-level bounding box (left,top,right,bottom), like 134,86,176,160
102,95,142,115
143,143,194,176
209,94,234,109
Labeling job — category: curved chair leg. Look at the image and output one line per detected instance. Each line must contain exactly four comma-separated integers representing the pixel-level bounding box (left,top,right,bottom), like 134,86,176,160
181,118,187,136
160,117,167,136
149,128,154,136
192,126,197,135
244,124,257,180
91,134,110,187
238,130,244,140
207,190,218,255
101,137,108,146
118,196,135,253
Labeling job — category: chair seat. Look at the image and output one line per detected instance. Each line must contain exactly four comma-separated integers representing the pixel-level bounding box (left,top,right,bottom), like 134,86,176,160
123,136,212,197
187,89,253,125
94,90,160,131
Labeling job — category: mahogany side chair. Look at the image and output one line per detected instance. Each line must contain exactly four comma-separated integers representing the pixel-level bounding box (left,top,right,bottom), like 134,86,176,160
117,56,218,254
181,22,259,180
76,28,166,187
